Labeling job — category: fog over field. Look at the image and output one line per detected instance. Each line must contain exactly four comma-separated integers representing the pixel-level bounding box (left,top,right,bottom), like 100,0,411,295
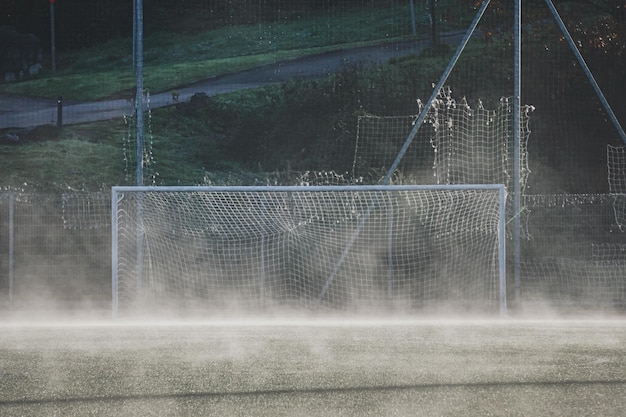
1,318,626,416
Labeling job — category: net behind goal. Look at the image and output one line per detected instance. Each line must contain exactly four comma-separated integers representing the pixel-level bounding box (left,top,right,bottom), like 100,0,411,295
112,185,506,315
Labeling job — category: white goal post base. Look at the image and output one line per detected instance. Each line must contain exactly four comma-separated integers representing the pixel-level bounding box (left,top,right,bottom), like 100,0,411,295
112,185,507,316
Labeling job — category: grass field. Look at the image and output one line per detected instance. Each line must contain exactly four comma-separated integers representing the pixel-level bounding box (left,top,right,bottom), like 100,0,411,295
1,318,626,416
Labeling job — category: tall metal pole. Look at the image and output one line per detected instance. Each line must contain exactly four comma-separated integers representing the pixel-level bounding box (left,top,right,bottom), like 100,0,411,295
111,190,119,317
135,0,144,186
498,185,508,316
513,0,522,304
49,0,56,73
8,193,14,309
133,0,137,73
428,0,438,45
134,0,145,302
409,0,417,37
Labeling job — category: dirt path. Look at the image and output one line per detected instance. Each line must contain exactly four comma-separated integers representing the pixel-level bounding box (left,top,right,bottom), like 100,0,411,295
0,32,465,130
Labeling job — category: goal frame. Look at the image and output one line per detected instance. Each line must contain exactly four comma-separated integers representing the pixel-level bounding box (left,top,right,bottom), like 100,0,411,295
111,184,507,316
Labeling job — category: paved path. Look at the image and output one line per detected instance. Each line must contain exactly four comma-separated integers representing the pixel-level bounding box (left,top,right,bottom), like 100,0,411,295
0,32,465,130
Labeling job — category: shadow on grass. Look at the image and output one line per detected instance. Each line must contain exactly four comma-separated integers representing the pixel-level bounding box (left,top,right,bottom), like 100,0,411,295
2,379,626,406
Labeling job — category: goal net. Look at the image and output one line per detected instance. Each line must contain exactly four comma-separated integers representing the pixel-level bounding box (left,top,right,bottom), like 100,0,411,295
607,145,626,230
112,185,506,316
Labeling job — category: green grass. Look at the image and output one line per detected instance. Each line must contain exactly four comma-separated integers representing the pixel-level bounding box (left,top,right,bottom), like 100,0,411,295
0,2,475,191
0,44,464,191
0,3,467,101
1,320,626,416
0,123,127,191
3,50,317,101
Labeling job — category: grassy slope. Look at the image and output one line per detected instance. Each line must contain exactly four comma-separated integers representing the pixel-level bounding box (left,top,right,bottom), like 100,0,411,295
0,123,128,191
0,3,469,192
0,4,442,101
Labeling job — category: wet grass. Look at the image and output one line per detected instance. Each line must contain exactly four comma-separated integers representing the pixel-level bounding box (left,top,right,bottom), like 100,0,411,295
0,2,472,191
0,122,128,191
0,3,466,101
1,320,626,416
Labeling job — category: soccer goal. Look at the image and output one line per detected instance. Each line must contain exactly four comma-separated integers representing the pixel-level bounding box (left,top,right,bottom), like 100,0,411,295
112,184,507,316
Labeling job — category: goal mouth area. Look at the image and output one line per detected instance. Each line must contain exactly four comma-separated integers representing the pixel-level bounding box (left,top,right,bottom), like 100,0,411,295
111,184,507,317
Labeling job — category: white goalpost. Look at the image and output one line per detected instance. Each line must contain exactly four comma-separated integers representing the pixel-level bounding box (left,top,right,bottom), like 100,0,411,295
112,184,507,316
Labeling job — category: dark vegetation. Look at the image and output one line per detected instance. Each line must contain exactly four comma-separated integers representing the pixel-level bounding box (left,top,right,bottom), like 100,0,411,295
169,54,449,174
0,0,625,192
2,0,422,50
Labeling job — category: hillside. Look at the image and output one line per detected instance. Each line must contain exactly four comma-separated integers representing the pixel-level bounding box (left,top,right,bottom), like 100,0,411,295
0,1,625,193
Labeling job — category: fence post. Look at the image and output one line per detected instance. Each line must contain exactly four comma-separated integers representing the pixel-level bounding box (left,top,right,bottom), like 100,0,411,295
56,96,63,128
8,193,14,308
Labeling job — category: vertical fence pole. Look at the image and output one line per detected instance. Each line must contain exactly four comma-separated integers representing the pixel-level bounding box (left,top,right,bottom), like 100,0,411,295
409,0,417,37
132,0,137,73
134,0,145,302
428,0,438,45
49,0,56,74
513,0,522,304
8,193,14,308
386,196,394,303
499,185,508,316
135,0,144,186
56,96,63,128
259,194,267,309
111,189,118,317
